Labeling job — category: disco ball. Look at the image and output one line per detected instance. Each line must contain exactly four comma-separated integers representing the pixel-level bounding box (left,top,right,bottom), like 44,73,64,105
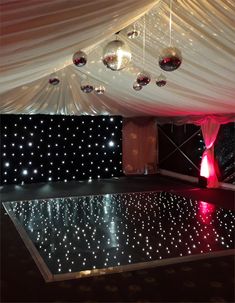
127,26,140,39
136,71,151,86
159,47,182,71
156,74,167,87
80,80,94,93
94,85,105,95
73,50,87,67
133,82,142,91
103,39,131,71
49,76,60,85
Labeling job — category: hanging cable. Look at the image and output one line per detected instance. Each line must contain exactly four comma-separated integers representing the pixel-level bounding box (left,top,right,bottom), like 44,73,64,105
143,14,146,66
169,0,172,46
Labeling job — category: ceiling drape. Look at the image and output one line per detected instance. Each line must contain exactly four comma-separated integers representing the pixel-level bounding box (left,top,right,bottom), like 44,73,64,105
0,0,157,92
0,0,235,123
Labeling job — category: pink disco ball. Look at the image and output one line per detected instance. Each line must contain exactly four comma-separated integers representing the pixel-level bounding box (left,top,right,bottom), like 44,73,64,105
156,74,167,87
49,77,60,85
73,50,87,67
133,82,142,91
136,71,151,86
159,47,182,71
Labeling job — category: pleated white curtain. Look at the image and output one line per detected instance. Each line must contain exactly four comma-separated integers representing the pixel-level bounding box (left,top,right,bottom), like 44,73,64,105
0,0,157,93
200,118,220,188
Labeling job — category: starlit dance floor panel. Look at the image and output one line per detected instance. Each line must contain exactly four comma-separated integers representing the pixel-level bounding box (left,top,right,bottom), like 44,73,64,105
3,191,235,282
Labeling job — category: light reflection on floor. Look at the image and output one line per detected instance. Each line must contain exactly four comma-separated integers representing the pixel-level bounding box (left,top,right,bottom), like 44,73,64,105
3,191,235,277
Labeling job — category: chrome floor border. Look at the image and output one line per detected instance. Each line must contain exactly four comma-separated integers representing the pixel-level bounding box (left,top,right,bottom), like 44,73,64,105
51,249,235,281
3,202,53,282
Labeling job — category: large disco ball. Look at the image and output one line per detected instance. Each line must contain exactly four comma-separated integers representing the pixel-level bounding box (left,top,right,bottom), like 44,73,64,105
73,50,87,67
159,47,182,71
80,80,94,93
94,85,105,95
133,82,142,91
156,74,167,87
103,39,131,71
136,71,151,86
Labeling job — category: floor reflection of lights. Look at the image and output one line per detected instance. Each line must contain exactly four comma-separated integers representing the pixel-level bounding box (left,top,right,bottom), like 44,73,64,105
3,191,235,281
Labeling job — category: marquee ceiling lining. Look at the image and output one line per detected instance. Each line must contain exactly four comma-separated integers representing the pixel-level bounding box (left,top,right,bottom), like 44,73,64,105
0,0,235,121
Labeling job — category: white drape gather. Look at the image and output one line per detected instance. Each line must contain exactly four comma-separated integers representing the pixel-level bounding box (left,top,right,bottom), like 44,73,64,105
200,117,221,188
0,0,235,122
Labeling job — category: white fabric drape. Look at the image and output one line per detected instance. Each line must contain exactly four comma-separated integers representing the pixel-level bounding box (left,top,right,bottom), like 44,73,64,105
0,0,235,121
155,114,235,125
0,0,157,93
200,117,220,188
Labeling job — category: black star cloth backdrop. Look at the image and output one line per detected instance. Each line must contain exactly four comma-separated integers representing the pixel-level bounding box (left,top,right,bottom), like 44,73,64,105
1,115,234,186
0,115,123,185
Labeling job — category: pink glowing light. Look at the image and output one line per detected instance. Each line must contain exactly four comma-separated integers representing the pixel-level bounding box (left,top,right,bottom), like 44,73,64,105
200,154,209,178
198,201,215,225
200,149,219,188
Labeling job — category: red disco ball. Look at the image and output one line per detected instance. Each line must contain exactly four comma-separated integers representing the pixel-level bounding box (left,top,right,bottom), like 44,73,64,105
136,71,151,86
80,80,94,93
73,51,87,67
49,77,60,85
159,47,182,71
133,82,142,91
156,74,167,87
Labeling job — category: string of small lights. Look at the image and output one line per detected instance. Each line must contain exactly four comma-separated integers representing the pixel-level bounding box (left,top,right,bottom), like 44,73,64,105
0,115,123,185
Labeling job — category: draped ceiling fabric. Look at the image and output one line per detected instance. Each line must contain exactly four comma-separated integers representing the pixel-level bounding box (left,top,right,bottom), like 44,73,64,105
0,0,235,123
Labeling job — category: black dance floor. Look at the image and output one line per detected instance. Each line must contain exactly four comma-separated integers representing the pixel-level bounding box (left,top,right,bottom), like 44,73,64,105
3,191,235,282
